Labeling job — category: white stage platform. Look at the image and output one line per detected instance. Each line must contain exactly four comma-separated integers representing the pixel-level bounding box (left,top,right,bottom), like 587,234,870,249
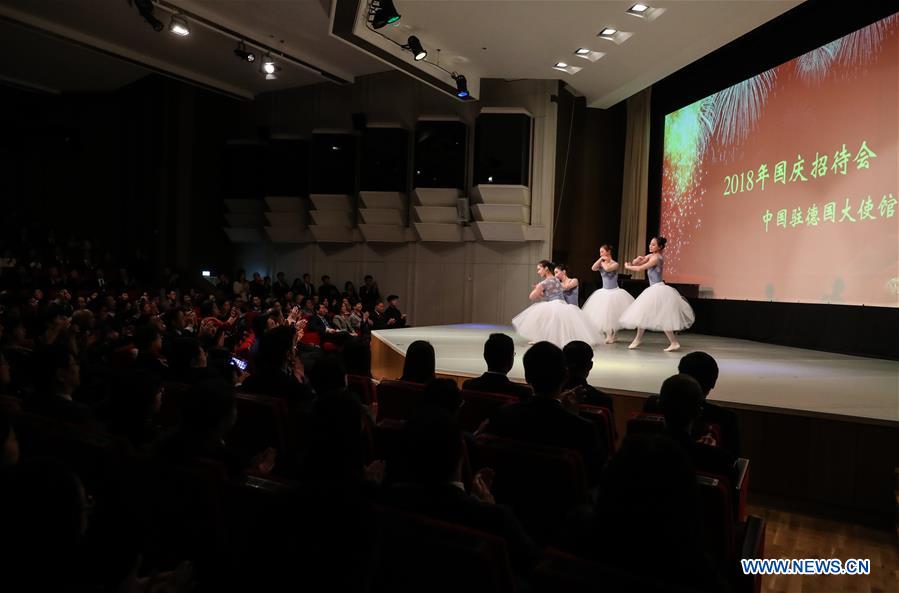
371,324,899,424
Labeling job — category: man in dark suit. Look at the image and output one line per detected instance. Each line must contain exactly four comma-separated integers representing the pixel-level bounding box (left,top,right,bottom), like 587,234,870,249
307,302,351,346
383,295,407,328
272,272,290,300
25,344,97,427
678,351,741,457
370,301,389,330
358,275,380,312
484,341,606,482
318,275,341,305
562,341,614,411
380,408,539,576
643,352,741,457
659,374,737,484
299,273,316,299
462,333,532,401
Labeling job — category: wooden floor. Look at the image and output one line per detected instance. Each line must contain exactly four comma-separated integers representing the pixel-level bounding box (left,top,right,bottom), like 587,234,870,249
748,504,898,593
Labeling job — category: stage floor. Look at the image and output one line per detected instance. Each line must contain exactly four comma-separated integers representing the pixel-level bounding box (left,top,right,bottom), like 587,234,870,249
371,325,899,424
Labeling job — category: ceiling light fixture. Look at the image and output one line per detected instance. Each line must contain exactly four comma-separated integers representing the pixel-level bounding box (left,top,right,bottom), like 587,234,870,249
628,3,649,14
168,14,190,37
575,48,591,55
370,0,402,29
555,62,568,69
261,53,281,80
453,74,469,98
234,40,256,63
403,35,427,61
599,27,617,37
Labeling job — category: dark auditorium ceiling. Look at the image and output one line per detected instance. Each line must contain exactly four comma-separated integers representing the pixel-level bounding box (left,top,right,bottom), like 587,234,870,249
0,0,801,104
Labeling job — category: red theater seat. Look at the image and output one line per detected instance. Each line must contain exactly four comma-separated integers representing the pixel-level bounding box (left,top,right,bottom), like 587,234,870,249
533,548,708,593
347,373,377,405
231,392,292,470
627,411,666,436
470,433,588,544
696,469,766,593
372,506,516,593
158,381,191,429
13,412,132,496
376,380,424,422
577,403,616,458
459,389,517,432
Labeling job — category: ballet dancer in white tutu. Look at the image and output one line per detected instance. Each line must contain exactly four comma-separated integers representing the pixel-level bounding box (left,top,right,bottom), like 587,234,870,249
582,245,635,344
512,259,600,347
620,236,695,351
554,263,579,305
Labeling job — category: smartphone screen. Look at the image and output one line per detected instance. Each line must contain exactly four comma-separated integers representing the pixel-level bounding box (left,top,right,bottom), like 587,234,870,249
230,356,248,371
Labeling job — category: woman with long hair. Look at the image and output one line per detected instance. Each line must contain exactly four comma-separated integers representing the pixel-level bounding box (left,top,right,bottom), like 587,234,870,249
512,260,600,347
620,237,695,351
582,245,635,344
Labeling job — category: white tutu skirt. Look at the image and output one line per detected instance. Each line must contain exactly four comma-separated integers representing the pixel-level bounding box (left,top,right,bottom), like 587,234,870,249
581,287,636,334
512,300,601,347
618,283,695,332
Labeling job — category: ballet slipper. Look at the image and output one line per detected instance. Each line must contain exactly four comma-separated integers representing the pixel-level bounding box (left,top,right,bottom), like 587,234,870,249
628,340,641,349
664,343,681,352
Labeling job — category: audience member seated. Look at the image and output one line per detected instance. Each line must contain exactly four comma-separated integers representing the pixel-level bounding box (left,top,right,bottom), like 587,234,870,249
643,352,741,456
423,378,464,417
26,344,97,426
359,274,381,311
562,341,613,411
563,434,725,592
0,409,19,467
462,333,532,401
348,302,370,337
331,301,355,334
318,275,341,305
240,326,313,408
680,351,740,456
343,281,360,305
302,389,381,484
307,302,352,346
168,337,217,384
659,374,738,484
1,458,93,591
483,341,606,482
155,379,274,479
97,370,163,450
370,300,390,330
133,324,169,378
383,295,408,328
400,340,436,384
307,354,349,399
342,339,372,378
379,408,539,576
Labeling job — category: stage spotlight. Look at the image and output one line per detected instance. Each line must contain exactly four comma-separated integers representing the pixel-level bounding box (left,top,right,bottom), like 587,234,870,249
261,54,281,80
403,36,427,61
371,0,401,29
168,14,190,36
453,74,469,98
234,41,256,62
132,0,163,32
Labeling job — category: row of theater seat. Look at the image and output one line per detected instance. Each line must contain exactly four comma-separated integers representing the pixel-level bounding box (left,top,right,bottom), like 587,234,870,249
0,384,764,593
